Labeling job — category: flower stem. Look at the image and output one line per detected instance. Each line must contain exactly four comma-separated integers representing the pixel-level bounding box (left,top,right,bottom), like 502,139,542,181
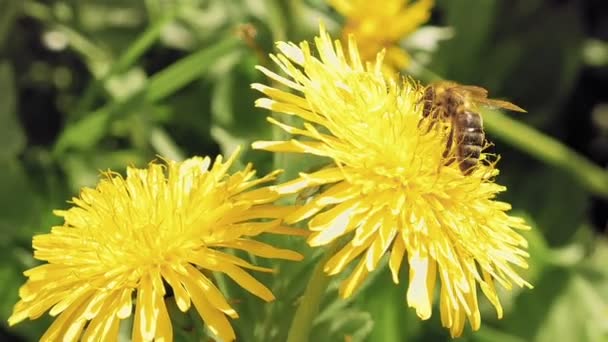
286,241,341,342
0,0,19,50
482,109,608,197
70,8,178,120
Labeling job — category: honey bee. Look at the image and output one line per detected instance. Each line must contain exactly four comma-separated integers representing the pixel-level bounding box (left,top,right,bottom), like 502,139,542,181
418,81,526,175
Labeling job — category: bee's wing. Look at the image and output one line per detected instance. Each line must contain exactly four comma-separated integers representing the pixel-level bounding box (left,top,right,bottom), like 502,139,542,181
430,80,462,91
455,85,489,98
440,83,491,101
476,98,527,112
432,80,527,113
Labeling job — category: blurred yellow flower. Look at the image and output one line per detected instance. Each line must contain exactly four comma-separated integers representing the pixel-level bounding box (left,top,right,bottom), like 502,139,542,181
252,26,532,337
329,0,434,73
8,149,303,341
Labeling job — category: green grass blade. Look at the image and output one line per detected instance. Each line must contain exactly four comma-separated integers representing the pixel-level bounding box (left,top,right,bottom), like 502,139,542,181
53,36,243,155
483,109,608,197
144,37,241,102
71,9,179,119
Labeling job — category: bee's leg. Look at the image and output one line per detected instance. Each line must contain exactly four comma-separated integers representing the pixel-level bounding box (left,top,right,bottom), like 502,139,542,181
415,96,425,109
417,107,431,129
423,117,437,133
416,116,426,128
443,126,456,167
418,109,440,133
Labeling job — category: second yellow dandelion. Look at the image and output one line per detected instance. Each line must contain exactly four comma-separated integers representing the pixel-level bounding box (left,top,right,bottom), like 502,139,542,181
329,0,434,73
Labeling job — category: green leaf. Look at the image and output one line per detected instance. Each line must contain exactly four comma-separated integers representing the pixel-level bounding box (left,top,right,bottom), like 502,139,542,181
494,2,584,126
54,36,243,154
498,164,589,246
356,269,414,342
261,0,288,42
0,248,26,321
71,7,178,118
433,0,499,80
0,0,19,49
61,149,149,192
149,127,184,161
310,261,403,342
486,107,608,198
0,160,43,240
471,326,527,342
157,80,216,157
502,251,608,342
0,251,51,341
0,61,25,160
145,37,242,102
211,54,275,172
314,310,374,342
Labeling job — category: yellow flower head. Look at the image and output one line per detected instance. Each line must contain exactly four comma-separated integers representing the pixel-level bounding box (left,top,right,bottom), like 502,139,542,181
329,0,434,73
252,26,532,337
9,149,303,341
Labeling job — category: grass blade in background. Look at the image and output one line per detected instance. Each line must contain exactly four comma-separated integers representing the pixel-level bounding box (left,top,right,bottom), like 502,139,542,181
53,36,243,154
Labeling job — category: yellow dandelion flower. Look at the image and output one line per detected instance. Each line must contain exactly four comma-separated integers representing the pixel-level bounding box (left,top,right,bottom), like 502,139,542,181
8,149,304,342
329,0,434,73
252,26,532,337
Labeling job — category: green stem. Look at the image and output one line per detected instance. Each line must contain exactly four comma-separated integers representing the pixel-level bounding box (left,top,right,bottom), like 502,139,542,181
70,8,178,119
483,109,608,197
149,127,185,161
0,0,19,51
53,36,242,155
263,0,291,177
285,0,305,40
409,61,608,197
286,241,341,342
265,0,288,42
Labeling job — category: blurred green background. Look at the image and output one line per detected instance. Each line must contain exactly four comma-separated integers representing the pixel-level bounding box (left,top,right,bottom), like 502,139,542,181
1,0,608,341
